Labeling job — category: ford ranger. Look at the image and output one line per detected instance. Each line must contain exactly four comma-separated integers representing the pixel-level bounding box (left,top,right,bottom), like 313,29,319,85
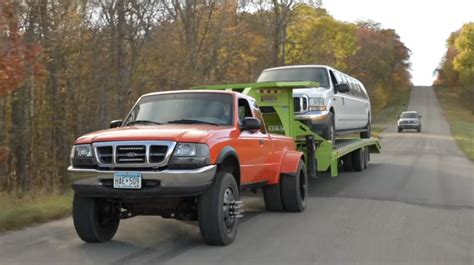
68,90,306,245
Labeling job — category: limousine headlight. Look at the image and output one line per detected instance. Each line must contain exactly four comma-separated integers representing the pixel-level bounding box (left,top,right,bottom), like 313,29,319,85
309,98,326,111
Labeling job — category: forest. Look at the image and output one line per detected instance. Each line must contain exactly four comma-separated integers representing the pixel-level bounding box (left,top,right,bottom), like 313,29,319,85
434,22,474,111
0,0,411,195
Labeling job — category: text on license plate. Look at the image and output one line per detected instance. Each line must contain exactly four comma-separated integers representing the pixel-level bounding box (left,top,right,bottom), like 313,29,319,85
113,172,142,189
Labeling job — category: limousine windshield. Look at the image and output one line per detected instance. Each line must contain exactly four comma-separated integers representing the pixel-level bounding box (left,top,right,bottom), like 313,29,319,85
257,67,330,88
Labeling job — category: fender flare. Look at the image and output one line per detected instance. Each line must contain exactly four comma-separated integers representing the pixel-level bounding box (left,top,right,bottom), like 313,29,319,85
276,150,304,183
216,146,240,165
216,146,241,185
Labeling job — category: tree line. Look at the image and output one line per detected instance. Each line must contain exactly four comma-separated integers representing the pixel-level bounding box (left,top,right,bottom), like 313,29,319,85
434,22,474,112
0,0,411,195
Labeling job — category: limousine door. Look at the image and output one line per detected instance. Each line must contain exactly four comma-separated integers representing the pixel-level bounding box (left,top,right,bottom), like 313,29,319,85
330,70,349,130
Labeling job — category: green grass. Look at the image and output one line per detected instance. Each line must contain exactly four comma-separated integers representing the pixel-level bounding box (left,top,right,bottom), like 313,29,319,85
371,88,411,136
435,86,474,160
0,192,73,232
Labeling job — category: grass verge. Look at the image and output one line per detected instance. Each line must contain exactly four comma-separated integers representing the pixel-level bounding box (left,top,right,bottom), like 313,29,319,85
371,88,411,136
0,192,73,232
434,86,474,160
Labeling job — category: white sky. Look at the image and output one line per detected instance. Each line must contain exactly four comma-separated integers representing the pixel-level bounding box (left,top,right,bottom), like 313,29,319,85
323,0,474,85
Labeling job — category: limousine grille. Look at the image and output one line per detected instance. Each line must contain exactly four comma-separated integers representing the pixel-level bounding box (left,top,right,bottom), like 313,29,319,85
93,141,176,168
294,96,309,113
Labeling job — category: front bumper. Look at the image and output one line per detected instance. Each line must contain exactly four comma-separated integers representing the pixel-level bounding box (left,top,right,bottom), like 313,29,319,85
398,124,420,129
295,110,330,130
68,165,217,198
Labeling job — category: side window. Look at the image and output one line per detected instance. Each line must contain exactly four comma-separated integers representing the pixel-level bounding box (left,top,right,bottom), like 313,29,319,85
335,72,343,84
238,98,253,122
360,83,369,99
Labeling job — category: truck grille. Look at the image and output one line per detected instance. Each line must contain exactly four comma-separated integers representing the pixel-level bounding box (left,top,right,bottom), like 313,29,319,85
93,141,176,168
294,96,308,113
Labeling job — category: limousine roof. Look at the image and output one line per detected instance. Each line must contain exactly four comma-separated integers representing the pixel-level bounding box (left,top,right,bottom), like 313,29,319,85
262,65,364,84
262,64,330,71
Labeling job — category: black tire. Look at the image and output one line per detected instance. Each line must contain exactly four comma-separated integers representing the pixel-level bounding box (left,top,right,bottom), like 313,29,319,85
198,171,239,245
417,126,421,133
322,112,335,144
263,184,284,211
360,114,371,139
342,153,354,172
398,128,402,133
352,148,364,172
363,147,369,169
280,160,307,212
72,194,120,243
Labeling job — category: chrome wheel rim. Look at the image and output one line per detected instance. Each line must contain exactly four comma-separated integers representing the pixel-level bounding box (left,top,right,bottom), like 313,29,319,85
222,187,236,232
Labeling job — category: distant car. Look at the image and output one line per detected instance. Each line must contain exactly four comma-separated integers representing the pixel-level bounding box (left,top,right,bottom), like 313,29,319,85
397,111,422,133
256,65,372,143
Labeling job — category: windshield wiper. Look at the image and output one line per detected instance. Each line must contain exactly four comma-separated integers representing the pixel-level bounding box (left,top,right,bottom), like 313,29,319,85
166,119,220,126
125,120,163,126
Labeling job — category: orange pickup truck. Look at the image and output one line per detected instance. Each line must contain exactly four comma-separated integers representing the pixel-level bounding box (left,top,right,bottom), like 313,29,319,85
68,90,306,245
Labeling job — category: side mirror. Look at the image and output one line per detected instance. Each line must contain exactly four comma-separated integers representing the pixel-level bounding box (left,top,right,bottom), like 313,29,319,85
335,83,350,93
110,120,123,128
418,115,422,118
240,117,261,131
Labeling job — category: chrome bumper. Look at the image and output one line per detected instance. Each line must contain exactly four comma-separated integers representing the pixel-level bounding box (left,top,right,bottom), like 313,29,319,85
295,111,331,129
68,165,217,198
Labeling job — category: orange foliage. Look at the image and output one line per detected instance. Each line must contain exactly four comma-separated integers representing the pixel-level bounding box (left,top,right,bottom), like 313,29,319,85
0,1,42,96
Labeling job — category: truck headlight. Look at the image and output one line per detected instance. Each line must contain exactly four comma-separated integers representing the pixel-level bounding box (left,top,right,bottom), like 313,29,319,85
309,98,326,111
71,144,93,158
70,144,95,168
169,143,210,169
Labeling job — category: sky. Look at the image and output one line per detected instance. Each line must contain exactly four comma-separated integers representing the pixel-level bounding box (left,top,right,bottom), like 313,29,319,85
323,0,474,85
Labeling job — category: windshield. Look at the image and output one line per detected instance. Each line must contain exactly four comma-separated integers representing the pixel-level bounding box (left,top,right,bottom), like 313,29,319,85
124,93,233,126
401,112,418,118
256,67,330,88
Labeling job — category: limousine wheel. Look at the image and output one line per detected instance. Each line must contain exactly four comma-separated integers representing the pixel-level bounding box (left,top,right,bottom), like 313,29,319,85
360,114,371,139
323,112,335,144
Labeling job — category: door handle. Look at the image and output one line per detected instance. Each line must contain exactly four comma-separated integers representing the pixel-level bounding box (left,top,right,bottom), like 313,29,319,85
259,139,264,145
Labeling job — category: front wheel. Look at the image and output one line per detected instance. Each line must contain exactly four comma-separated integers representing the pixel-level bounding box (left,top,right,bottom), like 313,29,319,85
198,171,240,245
322,112,336,144
72,194,120,243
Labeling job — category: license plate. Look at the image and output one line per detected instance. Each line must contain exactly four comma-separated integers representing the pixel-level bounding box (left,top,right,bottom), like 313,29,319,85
113,172,142,189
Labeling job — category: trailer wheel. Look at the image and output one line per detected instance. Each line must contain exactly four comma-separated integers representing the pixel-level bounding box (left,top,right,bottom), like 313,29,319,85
263,184,284,211
363,147,369,169
342,153,354,172
72,194,120,243
199,171,240,245
352,148,364,172
281,160,307,212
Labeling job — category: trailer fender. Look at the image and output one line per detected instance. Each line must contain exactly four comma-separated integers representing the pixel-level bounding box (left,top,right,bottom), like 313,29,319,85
274,151,304,184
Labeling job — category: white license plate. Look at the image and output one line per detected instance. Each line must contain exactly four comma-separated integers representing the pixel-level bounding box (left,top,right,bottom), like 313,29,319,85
113,172,142,189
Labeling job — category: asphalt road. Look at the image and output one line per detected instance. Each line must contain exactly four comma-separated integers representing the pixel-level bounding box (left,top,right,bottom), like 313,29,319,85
1,86,473,265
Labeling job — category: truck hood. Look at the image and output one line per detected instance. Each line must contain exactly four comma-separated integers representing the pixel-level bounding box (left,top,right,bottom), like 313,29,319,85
75,125,230,144
293,87,330,98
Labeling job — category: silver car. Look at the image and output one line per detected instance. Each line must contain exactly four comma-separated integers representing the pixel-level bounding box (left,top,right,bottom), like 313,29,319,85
397,111,422,133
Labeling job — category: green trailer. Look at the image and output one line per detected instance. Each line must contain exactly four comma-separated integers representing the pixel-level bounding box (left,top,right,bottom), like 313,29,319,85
192,81,381,177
